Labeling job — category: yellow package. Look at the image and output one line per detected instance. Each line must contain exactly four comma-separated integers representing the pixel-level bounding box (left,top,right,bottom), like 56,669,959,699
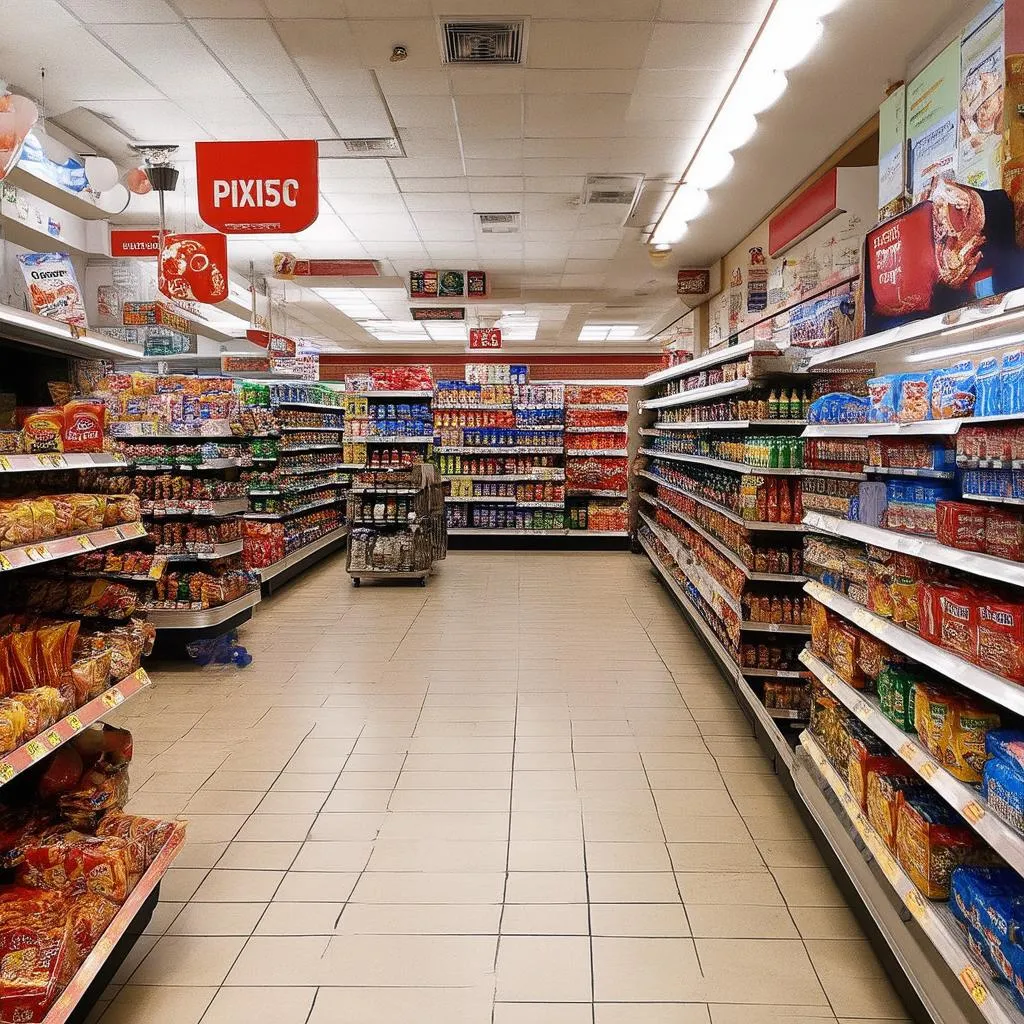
914,683,955,759
939,701,1001,784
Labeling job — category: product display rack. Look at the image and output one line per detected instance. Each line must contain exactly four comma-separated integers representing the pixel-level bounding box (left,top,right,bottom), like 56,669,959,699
343,389,435,473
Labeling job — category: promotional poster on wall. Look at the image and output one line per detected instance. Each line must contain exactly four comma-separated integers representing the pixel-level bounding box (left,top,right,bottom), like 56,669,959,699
907,40,961,203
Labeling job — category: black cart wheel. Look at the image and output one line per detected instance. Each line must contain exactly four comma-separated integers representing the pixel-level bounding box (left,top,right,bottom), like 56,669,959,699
352,577,361,587
418,576,427,586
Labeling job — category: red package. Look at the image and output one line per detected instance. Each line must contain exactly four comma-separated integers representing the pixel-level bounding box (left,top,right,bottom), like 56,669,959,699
977,598,1024,682
60,401,105,453
867,204,939,317
936,501,988,553
984,508,1024,562
937,585,980,662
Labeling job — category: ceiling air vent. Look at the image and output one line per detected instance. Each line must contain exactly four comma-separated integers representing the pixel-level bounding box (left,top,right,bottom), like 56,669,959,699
340,137,402,156
441,21,526,64
584,174,644,208
475,212,521,234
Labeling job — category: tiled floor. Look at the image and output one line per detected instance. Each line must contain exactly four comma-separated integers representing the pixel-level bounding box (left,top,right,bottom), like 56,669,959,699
96,550,910,1024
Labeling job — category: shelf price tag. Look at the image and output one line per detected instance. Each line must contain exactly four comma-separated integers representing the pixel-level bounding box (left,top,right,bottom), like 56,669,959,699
962,801,986,824
0,554,12,572
903,889,926,921
0,457,10,472
0,762,15,784
66,715,83,733
101,689,123,709
77,535,93,550
898,741,919,764
26,546,48,562
24,740,46,761
959,966,988,1006
919,761,937,781
46,730,60,748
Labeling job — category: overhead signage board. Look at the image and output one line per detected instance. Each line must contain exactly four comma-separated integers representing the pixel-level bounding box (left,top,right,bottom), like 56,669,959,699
469,327,502,349
411,307,465,321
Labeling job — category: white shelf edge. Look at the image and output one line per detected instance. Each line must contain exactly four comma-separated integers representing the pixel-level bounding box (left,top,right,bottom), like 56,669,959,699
641,378,752,411
145,588,261,627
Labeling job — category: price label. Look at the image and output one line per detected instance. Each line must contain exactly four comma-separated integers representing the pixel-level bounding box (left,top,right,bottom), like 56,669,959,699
101,689,123,709
903,889,927,921
852,698,871,719
962,801,986,824
77,535,93,550
0,457,10,472
45,455,66,469
67,715,83,733
0,554,12,572
46,731,61,748
898,741,918,763
0,762,15,784
114,526,128,541
25,740,46,761
959,966,988,1006
26,545,48,561
919,761,938,781
111,453,126,463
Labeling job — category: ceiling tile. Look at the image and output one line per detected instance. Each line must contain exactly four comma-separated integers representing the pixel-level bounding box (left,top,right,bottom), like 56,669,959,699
393,156,465,177
398,129,463,159
344,0,431,15
526,176,585,193
645,22,753,70
524,192,578,213
324,193,410,214
62,0,181,19
524,70,639,94
449,68,525,95
193,20,310,94
561,273,607,287
462,138,525,160
465,159,525,176
264,0,346,15
83,99,205,141
469,193,525,210
525,95,631,137
454,95,523,132
376,68,451,96
657,0,770,22
627,93,717,124
349,19,441,68
273,20,362,91
272,114,335,137
467,177,524,192
397,178,469,193
411,212,475,236
387,95,457,131
179,0,264,12
402,193,475,212
527,21,652,69
319,94,394,137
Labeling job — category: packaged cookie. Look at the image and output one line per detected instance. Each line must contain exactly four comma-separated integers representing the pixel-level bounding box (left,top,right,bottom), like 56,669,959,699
896,791,984,899
867,771,925,850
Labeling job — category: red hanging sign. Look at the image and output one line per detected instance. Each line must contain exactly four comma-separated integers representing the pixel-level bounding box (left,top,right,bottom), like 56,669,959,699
469,327,502,350
246,329,296,357
110,229,161,258
195,140,319,234
158,232,229,304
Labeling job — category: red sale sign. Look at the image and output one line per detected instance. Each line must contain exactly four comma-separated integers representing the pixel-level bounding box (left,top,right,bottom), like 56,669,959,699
469,327,502,349
195,140,319,234
110,229,161,258
247,329,296,357
159,232,229,304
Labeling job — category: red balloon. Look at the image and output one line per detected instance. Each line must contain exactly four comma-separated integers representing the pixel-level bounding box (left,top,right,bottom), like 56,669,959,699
125,167,152,195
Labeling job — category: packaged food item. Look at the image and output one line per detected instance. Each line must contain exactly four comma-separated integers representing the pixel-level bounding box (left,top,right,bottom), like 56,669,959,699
867,771,924,850
1003,350,1024,416
896,791,983,899
950,865,1024,986
856,634,887,681
983,755,1024,833
977,598,1024,682
57,765,129,830
914,683,956,758
70,652,112,704
11,688,66,737
876,664,917,732
828,622,865,689
985,508,1024,562
848,734,906,810
60,401,105,453
37,746,85,802
96,813,176,863
866,376,899,424
809,599,831,658
930,361,976,419
936,501,988,552
0,697,28,755
976,357,1003,417
896,373,934,423
19,409,64,454
938,699,1000,784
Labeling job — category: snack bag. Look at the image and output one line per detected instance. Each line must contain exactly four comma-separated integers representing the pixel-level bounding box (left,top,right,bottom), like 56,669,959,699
896,373,934,423
977,599,1024,683
60,401,105,453
1003,351,1024,416
896,791,982,899
867,771,925,850
930,362,976,419
866,376,899,424
848,734,906,810
18,409,64,454
939,700,1000,784
977,358,1003,417
915,683,956,758
984,756,1024,833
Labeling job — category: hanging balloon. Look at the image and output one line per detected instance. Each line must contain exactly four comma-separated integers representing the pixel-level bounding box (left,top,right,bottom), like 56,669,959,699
96,183,130,214
84,155,119,192
0,92,38,180
124,167,152,195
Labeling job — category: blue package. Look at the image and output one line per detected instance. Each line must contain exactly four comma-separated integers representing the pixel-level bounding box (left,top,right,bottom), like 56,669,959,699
807,393,870,425
867,376,899,424
930,361,976,419
984,757,1024,834
895,371,936,422
1003,351,1024,415
977,358,1003,417
987,730,1024,772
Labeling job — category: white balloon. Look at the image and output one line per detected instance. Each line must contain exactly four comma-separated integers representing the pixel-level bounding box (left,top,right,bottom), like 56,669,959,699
96,182,130,213
85,156,119,192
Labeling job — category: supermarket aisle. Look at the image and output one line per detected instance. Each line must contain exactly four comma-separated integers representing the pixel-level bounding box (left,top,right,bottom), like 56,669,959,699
99,551,908,1024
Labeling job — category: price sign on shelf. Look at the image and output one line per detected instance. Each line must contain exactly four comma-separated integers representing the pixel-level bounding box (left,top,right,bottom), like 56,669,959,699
0,554,11,572
67,715,83,733
959,966,988,1006
46,731,60,748
25,740,46,761
77,535,93,550
0,762,14,784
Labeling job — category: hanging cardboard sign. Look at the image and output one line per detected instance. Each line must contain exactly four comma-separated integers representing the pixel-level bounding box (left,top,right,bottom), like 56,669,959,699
411,307,465,321
158,232,228,304
469,327,502,349
273,254,379,278
246,329,296,357
676,268,710,296
195,140,319,234
409,269,487,299
110,229,161,258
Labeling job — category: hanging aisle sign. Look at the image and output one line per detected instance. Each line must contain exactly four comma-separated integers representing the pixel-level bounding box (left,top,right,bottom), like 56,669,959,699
246,329,297,357
469,327,502,349
195,140,319,234
159,232,228,304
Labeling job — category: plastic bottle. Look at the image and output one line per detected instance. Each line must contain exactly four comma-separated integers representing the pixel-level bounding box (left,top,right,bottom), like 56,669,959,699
768,389,779,419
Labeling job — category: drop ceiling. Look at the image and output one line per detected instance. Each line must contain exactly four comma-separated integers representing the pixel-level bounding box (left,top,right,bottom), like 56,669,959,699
3,0,966,352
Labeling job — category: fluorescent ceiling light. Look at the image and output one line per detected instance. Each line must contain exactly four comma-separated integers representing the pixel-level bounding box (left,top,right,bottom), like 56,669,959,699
313,287,387,320
706,109,757,153
939,310,1024,339
579,324,640,342
650,185,706,245
732,67,788,115
424,323,468,341
905,332,1024,364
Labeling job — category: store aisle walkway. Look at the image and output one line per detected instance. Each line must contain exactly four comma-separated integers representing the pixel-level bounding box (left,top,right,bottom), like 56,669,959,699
99,551,909,1024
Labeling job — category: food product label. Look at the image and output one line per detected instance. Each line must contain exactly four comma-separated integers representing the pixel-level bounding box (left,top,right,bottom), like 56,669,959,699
903,888,927,920
77,535,93,549
67,715,83,732
26,545,47,561
101,690,122,709
0,763,14,784
46,730,60,748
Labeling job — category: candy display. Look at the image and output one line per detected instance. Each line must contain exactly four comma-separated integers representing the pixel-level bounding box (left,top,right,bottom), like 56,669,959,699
93,372,240,437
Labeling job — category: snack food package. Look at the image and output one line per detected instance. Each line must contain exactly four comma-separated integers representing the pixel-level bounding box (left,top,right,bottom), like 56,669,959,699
938,700,1000,784
977,598,1024,682
16,828,144,903
936,501,988,552
876,664,917,732
809,600,832,658
828,622,865,689
60,401,105,453
847,734,907,811
983,756,1024,833
976,358,1003,417
896,791,983,899
984,508,1024,562
0,913,73,1022
19,409,64,454
896,373,934,423
70,652,112,704
930,362,976,419
57,765,129,831
0,698,28,755
96,813,176,864
867,772,925,850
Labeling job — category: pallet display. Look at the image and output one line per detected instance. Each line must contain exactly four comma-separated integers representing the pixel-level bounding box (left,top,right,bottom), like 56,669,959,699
346,463,446,585
238,381,351,593
634,344,814,729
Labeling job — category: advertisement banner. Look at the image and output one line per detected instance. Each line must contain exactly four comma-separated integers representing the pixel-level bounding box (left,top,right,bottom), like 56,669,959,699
469,328,502,349
246,328,296,357
907,41,962,203
195,140,319,234
863,184,1024,334
272,254,379,278
410,269,487,299
109,229,161,258
960,0,1005,191
17,252,87,327
158,232,228,304
676,268,710,295
411,307,465,321
142,326,197,358
878,85,907,219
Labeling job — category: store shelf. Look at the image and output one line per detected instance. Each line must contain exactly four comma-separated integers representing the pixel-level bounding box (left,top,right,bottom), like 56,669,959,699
644,340,779,387
638,470,805,533
518,405,565,411
800,649,1024,875
278,444,342,453
766,707,807,721
565,426,627,434
449,528,569,536
0,453,128,473
278,463,358,477
248,478,349,498
141,498,248,518
134,458,241,471
515,424,565,431
639,448,804,476
566,489,627,498
445,495,516,503
517,501,565,509
573,530,630,537
348,390,433,399
146,588,261,628
434,403,513,411
0,668,150,787
351,487,420,496
436,447,563,455
568,403,629,412
244,497,341,520
442,473,565,483
279,426,343,434
654,419,806,432
642,378,752,411
963,493,1024,507
742,620,811,635
803,422,963,439
864,466,956,480
43,823,186,1024
257,527,349,584
805,579,1024,718
161,539,244,561
274,401,343,411
0,521,147,574
803,511,1024,589
345,436,433,444
744,666,811,679
800,730,1022,1024
566,449,629,457
800,467,869,480
639,530,794,769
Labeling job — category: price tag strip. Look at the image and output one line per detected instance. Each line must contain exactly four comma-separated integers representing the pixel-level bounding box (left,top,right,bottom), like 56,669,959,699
0,521,146,574
802,732,1017,1023
800,649,1024,877
0,669,150,788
